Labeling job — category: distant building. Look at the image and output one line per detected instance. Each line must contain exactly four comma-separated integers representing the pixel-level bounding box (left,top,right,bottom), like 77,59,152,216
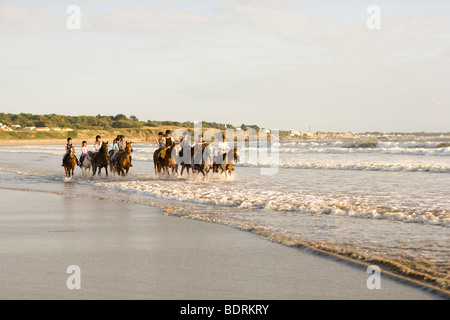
50,127,62,131
24,126,36,131
35,127,50,131
10,124,21,128
1,124,13,131
62,128,73,131
289,129,300,136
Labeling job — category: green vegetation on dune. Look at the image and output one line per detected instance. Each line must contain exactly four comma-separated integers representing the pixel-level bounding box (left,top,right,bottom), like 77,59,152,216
0,113,262,141
0,112,255,131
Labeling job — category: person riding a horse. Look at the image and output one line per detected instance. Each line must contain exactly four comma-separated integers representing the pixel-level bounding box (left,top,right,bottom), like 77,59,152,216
214,135,231,164
116,135,133,167
62,137,80,166
193,134,206,165
94,135,103,152
79,140,88,167
178,133,191,157
160,130,175,160
109,137,119,160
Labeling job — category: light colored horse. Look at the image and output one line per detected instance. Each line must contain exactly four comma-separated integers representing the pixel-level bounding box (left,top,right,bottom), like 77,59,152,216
80,151,94,176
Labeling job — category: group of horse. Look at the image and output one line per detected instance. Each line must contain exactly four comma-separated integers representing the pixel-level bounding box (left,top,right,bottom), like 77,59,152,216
63,140,239,179
153,142,240,179
62,141,133,177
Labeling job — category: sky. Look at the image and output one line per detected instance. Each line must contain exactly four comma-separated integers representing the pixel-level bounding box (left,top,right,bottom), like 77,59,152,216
0,0,449,132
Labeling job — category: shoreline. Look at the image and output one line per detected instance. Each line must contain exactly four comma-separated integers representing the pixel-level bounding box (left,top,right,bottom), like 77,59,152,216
0,188,444,299
1,135,449,147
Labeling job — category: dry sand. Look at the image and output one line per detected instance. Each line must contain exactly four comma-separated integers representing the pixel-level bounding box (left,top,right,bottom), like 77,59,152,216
0,189,442,300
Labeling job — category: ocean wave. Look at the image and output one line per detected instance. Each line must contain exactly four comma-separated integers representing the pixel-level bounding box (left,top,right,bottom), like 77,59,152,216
237,162,450,173
92,180,449,227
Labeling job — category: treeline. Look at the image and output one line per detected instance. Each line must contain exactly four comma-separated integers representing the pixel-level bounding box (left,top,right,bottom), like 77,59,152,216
0,113,260,131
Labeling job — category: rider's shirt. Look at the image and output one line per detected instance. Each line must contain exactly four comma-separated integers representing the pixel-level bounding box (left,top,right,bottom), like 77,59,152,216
81,146,88,156
118,140,125,150
66,143,73,153
158,138,164,149
94,141,102,152
218,141,230,154
163,137,173,147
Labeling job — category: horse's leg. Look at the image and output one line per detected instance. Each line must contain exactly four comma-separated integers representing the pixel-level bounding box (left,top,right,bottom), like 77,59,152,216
105,166,108,177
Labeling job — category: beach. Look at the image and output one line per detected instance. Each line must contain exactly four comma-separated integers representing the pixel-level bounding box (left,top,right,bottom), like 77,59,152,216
0,138,448,300
0,189,442,300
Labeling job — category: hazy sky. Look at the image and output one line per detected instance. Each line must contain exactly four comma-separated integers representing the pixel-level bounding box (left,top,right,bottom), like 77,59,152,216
0,0,449,132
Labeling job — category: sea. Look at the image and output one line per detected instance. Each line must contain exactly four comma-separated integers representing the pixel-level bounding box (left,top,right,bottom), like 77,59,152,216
0,136,449,292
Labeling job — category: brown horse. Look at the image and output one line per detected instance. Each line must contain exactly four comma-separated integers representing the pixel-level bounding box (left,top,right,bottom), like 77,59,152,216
153,143,178,175
213,147,239,176
92,141,110,176
115,141,133,176
179,146,195,177
63,146,77,177
192,143,214,178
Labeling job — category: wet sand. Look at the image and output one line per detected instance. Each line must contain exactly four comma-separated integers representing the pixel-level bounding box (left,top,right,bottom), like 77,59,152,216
0,189,442,300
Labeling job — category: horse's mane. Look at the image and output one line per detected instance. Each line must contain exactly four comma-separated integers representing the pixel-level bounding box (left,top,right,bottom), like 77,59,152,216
99,142,108,153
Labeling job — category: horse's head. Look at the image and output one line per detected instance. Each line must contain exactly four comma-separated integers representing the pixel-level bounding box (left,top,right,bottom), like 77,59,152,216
125,141,133,153
101,141,109,153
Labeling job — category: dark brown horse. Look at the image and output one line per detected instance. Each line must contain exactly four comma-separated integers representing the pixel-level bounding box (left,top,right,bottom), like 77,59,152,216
92,141,110,176
180,146,195,177
115,141,133,176
192,143,214,178
153,143,178,175
63,146,77,177
213,147,239,176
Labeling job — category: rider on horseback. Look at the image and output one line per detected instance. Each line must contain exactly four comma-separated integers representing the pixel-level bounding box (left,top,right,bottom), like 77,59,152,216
214,134,230,164
117,134,133,167
178,133,191,157
94,135,103,152
79,140,88,167
160,130,175,160
193,134,206,165
62,137,80,166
